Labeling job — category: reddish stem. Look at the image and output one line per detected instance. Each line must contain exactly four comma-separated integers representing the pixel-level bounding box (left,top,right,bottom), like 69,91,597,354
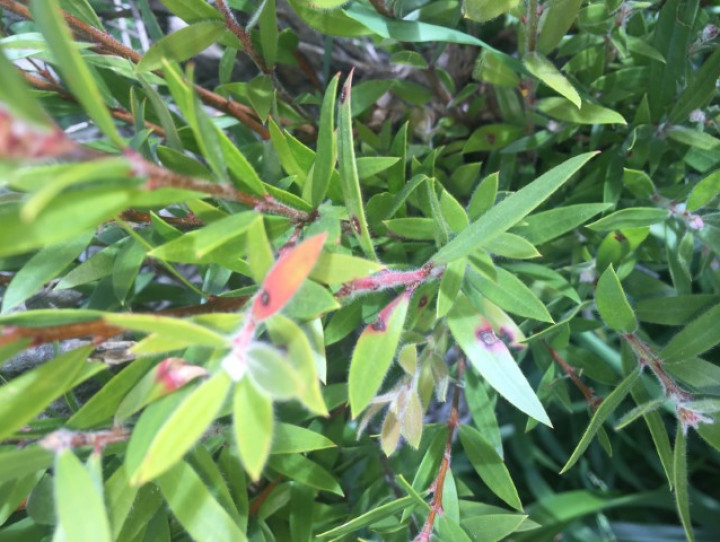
415,358,465,541
544,343,602,410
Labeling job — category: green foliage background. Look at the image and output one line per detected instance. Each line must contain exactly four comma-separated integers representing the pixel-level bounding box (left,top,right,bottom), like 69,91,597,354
1,0,719,540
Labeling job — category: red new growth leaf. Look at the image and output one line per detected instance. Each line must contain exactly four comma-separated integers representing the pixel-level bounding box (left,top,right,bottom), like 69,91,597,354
251,232,328,322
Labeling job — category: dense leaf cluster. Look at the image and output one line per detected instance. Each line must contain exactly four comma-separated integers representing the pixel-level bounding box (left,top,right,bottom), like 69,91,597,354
0,1,719,541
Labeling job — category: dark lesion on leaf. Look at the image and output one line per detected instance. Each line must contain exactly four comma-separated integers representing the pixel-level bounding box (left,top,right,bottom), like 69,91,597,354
350,215,362,234
475,326,499,347
417,295,429,308
371,318,387,332
260,289,271,306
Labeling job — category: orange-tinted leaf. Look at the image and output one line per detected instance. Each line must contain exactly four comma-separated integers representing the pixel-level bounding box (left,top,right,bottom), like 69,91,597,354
252,232,328,321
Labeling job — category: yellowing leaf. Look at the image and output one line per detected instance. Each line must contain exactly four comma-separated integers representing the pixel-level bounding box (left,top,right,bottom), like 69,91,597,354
524,52,581,108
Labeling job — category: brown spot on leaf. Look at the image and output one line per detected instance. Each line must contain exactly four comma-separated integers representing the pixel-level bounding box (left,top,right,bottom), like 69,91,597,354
614,232,627,242
350,216,362,234
418,295,428,308
260,290,271,306
476,326,498,347
371,318,387,332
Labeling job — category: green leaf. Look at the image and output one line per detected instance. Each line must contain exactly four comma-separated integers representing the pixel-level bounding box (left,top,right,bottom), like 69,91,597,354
448,296,551,426
349,293,410,417
159,0,222,22
464,125,525,153
561,368,641,473
104,313,229,349
524,52,581,108
310,252,385,284
636,294,720,326
157,461,247,542
130,372,232,485
586,208,668,231
537,97,627,125
305,74,339,206
246,342,302,400
670,47,720,124
667,126,720,151
537,0,583,54
0,447,53,484
338,71,376,259
138,21,228,72
468,267,553,323
30,0,124,147
267,454,343,496
0,46,51,125
2,231,93,312
484,233,541,259
0,346,92,441
68,356,157,429
54,450,112,542
513,203,611,244
317,496,414,538
661,303,720,363
259,0,278,67
673,425,695,542
234,378,273,481
687,169,720,211
465,0,521,23
459,425,522,510
265,315,328,414
148,211,259,262
433,152,597,264
437,259,467,319
596,265,637,333
271,423,336,454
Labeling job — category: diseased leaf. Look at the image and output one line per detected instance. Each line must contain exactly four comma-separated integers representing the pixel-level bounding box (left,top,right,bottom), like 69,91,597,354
449,296,551,426
349,293,410,417
252,232,328,321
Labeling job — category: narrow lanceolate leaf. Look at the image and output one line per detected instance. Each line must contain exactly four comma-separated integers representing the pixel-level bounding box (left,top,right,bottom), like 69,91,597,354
661,304,720,363
305,73,339,206
669,47,720,124
465,0,521,22
104,313,229,348
130,372,232,485
157,461,248,542
448,296,551,426
561,368,641,473
524,52,581,108
30,0,124,147
432,152,598,264
596,265,637,334
349,293,411,417
55,450,112,542
687,170,720,212
138,21,226,72
252,232,328,321
311,252,386,284
0,346,92,442
337,70,377,259
234,378,274,481
459,425,522,511
2,231,93,312
673,425,695,542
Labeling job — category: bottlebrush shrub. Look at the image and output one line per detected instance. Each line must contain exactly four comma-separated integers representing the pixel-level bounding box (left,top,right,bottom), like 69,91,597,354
0,0,719,540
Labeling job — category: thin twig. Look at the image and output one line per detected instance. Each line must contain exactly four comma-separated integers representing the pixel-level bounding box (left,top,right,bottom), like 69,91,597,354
544,342,602,410
415,358,465,542
215,0,268,74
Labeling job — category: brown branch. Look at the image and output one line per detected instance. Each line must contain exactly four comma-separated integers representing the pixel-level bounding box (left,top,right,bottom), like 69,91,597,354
415,358,465,542
21,71,167,138
369,0,394,18
119,209,203,229
544,343,602,410
215,0,268,74
249,475,283,516
0,0,269,139
134,155,312,223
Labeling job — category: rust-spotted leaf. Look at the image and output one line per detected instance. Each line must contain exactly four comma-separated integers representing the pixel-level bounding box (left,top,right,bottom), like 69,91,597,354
252,232,328,322
349,292,410,418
